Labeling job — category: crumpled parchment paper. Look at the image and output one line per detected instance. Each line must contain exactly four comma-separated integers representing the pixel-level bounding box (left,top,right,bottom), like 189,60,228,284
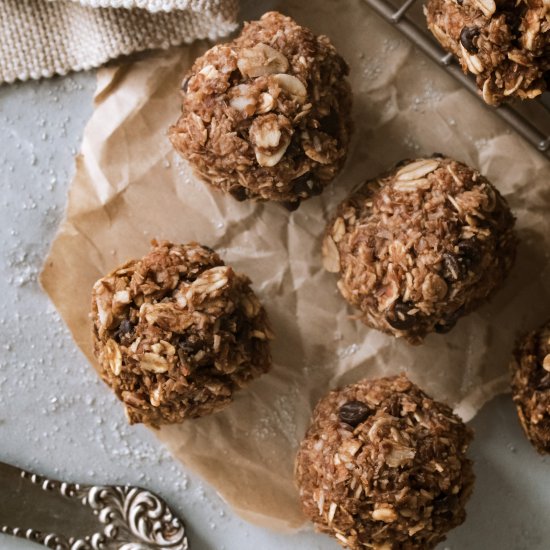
41,0,550,531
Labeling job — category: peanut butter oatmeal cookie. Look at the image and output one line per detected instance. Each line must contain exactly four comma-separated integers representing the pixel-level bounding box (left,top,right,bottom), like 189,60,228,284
295,375,474,550
91,240,272,427
169,11,352,209
511,319,550,453
425,0,549,105
323,156,517,344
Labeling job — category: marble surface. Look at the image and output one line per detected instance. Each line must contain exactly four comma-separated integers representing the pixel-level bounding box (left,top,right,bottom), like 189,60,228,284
0,6,549,550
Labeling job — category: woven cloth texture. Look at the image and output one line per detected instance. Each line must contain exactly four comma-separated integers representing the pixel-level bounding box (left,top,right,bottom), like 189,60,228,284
0,0,238,84
61,0,225,11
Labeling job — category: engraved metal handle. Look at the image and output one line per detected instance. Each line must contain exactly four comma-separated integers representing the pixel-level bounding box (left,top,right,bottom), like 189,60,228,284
0,461,188,550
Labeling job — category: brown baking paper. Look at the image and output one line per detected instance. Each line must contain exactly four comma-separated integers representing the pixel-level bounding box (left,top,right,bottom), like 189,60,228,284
41,0,550,531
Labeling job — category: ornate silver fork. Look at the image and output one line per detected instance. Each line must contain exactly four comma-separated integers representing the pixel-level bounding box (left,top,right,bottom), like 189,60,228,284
0,461,188,550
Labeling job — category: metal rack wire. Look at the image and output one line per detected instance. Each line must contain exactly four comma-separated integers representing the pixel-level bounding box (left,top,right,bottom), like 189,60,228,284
362,0,550,159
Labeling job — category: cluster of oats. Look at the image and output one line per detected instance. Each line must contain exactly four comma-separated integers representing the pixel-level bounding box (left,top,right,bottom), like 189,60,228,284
323,156,517,344
295,375,474,550
169,11,352,209
425,0,550,105
511,319,550,454
91,241,272,427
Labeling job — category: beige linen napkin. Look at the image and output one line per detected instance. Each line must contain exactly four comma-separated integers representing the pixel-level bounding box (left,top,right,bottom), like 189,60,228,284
0,0,238,84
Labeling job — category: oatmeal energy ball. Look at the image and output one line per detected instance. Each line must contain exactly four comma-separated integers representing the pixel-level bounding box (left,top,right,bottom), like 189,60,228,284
425,0,549,105
295,375,474,550
511,319,550,454
169,11,352,208
323,156,517,344
91,240,272,427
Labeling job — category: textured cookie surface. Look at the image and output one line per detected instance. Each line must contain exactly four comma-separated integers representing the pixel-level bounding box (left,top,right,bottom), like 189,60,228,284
323,156,517,344
511,319,550,453
425,0,549,104
295,375,474,550
169,11,352,208
91,240,272,426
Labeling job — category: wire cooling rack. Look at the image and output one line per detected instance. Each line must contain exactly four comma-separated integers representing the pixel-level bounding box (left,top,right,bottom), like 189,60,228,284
363,0,550,159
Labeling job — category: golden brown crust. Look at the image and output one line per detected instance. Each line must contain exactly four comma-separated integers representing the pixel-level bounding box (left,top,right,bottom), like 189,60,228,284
91,240,272,426
425,0,550,105
169,11,352,207
295,375,474,550
322,156,517,344
511,319,550,453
